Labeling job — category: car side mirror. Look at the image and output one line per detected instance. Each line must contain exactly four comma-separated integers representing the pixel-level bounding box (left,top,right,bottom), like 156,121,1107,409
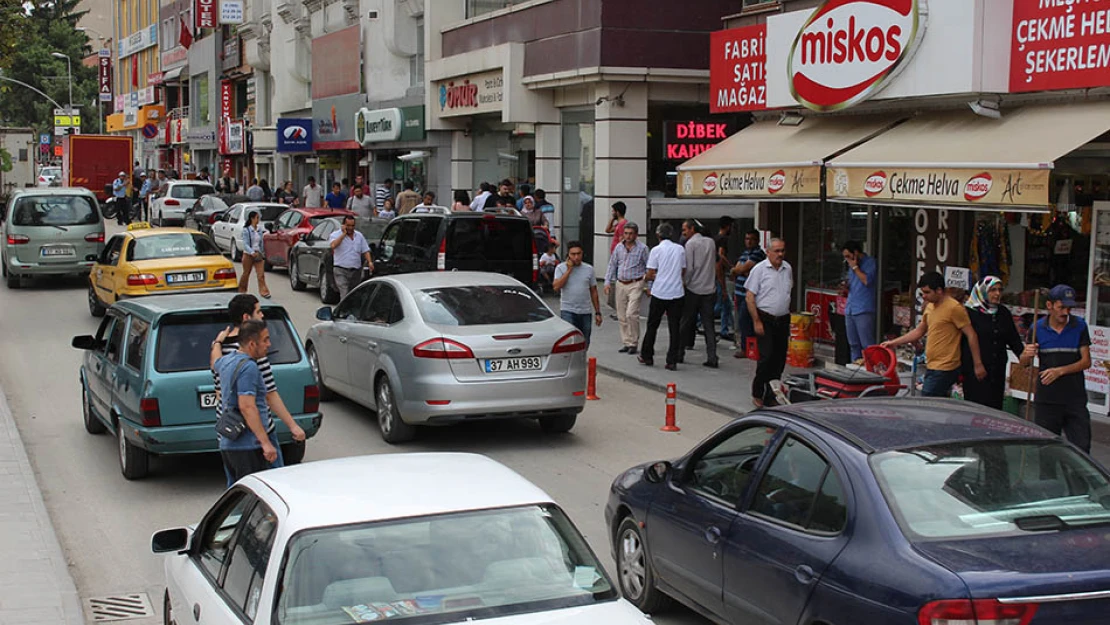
315,306,333,321
265,222,275,232
303,233,315,243
151,527,192,554
644,461,672,484
71,335,99,350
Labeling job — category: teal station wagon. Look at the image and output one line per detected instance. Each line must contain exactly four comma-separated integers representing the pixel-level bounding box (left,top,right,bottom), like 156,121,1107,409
72,293,323,479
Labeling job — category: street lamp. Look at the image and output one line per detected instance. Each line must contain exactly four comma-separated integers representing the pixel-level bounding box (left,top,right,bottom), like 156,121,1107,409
50,52,73,115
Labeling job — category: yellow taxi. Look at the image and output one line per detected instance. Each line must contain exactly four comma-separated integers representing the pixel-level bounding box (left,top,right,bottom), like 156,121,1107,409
87,226,237,317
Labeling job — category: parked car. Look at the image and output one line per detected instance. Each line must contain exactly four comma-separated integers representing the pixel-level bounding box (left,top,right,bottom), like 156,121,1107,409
262,207,355,270
87,227,236,317
288,216,389,304
374,207,537,286
306,271,586,443
37,166,62,187
151,180,216,226
606,398,1110,624
153,453,651,625
210,202,285,261
185,193,246,235
2,187,105,289
71,292,322,479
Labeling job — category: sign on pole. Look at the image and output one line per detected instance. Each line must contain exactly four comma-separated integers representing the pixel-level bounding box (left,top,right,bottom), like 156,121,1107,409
98,53,113,102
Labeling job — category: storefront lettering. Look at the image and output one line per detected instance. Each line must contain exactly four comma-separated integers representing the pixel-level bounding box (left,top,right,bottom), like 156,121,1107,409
914,208,949,283
799,16,903,65
720,171,766,192
889,172,960,198
667,144,717,159
444,80,479,109
1011,0,1110,92
710,24,767,113
665,120,737,162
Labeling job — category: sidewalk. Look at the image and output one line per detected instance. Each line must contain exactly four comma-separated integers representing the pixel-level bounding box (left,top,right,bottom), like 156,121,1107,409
0,387,84,624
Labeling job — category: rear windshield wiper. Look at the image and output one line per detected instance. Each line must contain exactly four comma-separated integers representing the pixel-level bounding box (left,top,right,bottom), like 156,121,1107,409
48,224,69,231
1014,514,1110,531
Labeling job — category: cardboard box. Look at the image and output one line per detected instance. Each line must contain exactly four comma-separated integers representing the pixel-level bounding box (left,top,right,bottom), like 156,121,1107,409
1009,362,1039,394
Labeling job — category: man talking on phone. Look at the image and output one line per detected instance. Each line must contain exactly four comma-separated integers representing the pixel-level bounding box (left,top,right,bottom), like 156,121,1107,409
553,240,602,348
329,215,374,300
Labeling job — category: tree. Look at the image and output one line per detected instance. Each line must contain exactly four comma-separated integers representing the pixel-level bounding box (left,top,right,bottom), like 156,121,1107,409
0,0,99,134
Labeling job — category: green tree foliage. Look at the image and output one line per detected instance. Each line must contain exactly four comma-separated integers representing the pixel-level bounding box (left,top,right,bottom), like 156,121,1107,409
0,0,100,134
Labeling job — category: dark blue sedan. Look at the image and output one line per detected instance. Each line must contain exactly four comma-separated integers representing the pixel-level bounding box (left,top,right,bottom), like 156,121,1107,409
605,399,1110,624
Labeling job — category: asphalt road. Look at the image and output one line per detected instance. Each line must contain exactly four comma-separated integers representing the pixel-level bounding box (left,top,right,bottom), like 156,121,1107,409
0,231,724,624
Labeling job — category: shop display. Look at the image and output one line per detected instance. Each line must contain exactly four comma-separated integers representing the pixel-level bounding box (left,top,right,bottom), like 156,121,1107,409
968,215,1010,284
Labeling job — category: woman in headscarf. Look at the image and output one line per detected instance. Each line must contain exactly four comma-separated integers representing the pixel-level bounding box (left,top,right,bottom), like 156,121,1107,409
960,276,1024,409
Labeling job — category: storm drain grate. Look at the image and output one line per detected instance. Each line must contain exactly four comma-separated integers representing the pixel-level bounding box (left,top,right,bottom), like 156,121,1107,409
84,593,155,622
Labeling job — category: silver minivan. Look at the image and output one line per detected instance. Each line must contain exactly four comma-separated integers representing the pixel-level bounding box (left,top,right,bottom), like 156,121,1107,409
2,188,105,288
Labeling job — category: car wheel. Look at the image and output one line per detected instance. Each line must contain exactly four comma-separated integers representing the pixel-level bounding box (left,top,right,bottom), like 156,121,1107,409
264,257,274,271
88,283,106,317
81,381,106,434
117,421,150,480
617,517,672,613
229,240,241,262
306,344,334,401
319,269,339,305
155,211,163,227
163,589,176,625
539,412,578,434
281,440,306,465
5,269,19,289
289,256,306,291
375,377,415,444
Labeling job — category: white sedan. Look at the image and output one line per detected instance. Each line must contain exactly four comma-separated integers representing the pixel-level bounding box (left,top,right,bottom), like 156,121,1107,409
151,181,216,226
152,453,652,625
210,202,286,261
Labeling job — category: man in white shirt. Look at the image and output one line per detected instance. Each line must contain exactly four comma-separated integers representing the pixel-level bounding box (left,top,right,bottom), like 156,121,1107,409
638,223,686,371
470,181,493,212
679,220,720,368
302,176,323,208
328,215,374,300
745,238,793,407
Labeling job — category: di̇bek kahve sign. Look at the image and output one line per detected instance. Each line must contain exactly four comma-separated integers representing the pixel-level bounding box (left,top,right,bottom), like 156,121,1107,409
663,120,739,160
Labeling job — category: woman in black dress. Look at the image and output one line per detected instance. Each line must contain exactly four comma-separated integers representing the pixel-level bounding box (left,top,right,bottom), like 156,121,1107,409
961,276,1024,409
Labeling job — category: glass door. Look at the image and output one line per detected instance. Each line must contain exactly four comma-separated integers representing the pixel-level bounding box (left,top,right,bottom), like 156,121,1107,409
1083,201,1110,414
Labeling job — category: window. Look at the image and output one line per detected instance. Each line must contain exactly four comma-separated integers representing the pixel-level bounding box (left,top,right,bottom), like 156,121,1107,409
409,19,424,88
334,284,377,321
750,437,846,533
689,426,778,502
277,210,298,230
102,236,125,266
411,218,440,260
362,285,402,324
156,312,302,372
228,205,243,222
466,0,516,18
170,184,215,199
742,0,778,7
378,222,400,261
105,315,126,364
222,501,278,619
311,221,336,242
445,218,532,263
395,219,421,258
414,285,552,326
12,196,99,226
197,491,255,582
125,318,149,370
193,73,210,125
127,233,222,261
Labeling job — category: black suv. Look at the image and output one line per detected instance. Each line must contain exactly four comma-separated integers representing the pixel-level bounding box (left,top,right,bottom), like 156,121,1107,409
373,207,537,285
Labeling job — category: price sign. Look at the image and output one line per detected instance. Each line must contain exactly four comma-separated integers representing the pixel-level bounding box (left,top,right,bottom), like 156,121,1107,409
944,266,971,290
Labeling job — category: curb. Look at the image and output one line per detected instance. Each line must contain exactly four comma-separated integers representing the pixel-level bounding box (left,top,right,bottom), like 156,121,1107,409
593,361,744,420
0,386,85,625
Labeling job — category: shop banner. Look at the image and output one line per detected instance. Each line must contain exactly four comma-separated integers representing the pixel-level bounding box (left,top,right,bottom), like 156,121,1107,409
118,25,158,59
1010,0,1110,93
435,70,503,118
311,26,362,99
220,0,244,24
226,121,245,154
277,118,312,153
220,80,233,120
677,166,821,199
399,106,425,142
196,0,217,29
827,167,1052,208
98,52,112,103
709,25,767,113
1086,325,1110,395
356,107,402,145
312,94,364,150
663,120,739,161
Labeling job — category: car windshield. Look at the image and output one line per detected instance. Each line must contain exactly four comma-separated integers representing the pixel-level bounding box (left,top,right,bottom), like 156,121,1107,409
154,311,301,372
446,218,532,261
11,195,99,226
872,440,1110,540
41,167,60,177
128,233,222,261
170,184,215,199
249,205,285,221
275,504,616,625
358,218,387,242
204,196,229,211
414,285,553,326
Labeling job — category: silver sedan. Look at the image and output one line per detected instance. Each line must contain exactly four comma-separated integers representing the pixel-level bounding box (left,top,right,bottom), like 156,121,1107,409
306,271,588,443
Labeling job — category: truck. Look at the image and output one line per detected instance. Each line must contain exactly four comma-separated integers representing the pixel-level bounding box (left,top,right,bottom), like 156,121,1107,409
0,127,36,199
61,134,133,202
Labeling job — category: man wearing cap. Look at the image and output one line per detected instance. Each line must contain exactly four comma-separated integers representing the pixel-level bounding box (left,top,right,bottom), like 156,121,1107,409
111,171,132,226
138,172,153,221
1020,284,1093,452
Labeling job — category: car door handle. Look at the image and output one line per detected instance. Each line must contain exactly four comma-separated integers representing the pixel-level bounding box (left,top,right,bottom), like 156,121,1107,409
192,603,200,621
338,336,348,344
794,564,816,584
704,526,721,545
366,340,378,350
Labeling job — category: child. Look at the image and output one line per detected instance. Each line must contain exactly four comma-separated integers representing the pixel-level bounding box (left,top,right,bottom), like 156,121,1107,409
538,243,558,293
376,197,397,219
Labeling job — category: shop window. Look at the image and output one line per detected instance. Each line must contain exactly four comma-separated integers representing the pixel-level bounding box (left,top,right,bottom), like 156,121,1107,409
466,0,516,18
193,74,210,126
410,19,424,89
560,109,594,262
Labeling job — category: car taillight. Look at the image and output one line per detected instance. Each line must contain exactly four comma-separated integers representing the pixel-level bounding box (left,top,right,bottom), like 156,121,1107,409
413,338,474,359
208,214,219,224
303,385,320,413
531,236,539,284
213,267,237,280
126,273,158,286
437,237,446,271
7,234,30,244
140,398,161,427
164,198,180,206
84,232,105,243
918,599,1038,625
552,331,587,354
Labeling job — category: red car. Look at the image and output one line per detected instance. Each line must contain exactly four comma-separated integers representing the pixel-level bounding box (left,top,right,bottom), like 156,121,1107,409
263,208,355,269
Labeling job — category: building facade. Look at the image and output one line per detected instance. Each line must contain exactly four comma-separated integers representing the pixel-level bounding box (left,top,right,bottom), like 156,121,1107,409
106,0,163,169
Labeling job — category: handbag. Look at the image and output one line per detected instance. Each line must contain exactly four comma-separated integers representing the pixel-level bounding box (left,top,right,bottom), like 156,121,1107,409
216,358,250,440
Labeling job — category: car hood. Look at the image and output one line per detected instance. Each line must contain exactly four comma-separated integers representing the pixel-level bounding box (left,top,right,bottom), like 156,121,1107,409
915,531,1110,597
460,600,650,624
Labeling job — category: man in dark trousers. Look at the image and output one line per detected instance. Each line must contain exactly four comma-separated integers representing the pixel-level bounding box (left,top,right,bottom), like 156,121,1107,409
679,219,719,367
212,320,280,483
746,238,792,407
638,223,686,371
1020,284,1093,452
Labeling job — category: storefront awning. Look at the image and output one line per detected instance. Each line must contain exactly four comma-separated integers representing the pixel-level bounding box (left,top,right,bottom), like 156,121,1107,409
162,67,184,83
676,116,901,200
826,102,1110,211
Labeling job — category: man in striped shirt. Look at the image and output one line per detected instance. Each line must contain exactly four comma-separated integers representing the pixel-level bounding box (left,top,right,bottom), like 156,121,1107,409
210,294,305,486
375,178,393,211
604,222,649,354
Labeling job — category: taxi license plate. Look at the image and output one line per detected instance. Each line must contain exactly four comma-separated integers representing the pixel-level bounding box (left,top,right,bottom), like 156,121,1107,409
199,392,218,409
167,271,206,284
40,246,72,256
485,357,542,373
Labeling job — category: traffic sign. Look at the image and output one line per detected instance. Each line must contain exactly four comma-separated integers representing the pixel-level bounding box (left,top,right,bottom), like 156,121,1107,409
141,123,158,138
39,133,50,145
53,146,63,157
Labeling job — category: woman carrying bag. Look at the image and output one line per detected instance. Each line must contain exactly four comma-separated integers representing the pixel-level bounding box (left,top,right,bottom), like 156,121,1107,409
238,210,271,299
961,276,1023,409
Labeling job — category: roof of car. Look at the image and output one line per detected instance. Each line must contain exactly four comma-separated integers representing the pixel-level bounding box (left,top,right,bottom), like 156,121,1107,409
247,453,553,527
12,187,96,197
124,226,204,239
374,271,526,291
768,398,1057,452
299,208,355,215
397,208,528,221
112,291,286,318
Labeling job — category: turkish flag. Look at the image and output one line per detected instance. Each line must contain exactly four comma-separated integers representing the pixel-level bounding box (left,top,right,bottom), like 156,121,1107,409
131,55,138,88
179,19,193,50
